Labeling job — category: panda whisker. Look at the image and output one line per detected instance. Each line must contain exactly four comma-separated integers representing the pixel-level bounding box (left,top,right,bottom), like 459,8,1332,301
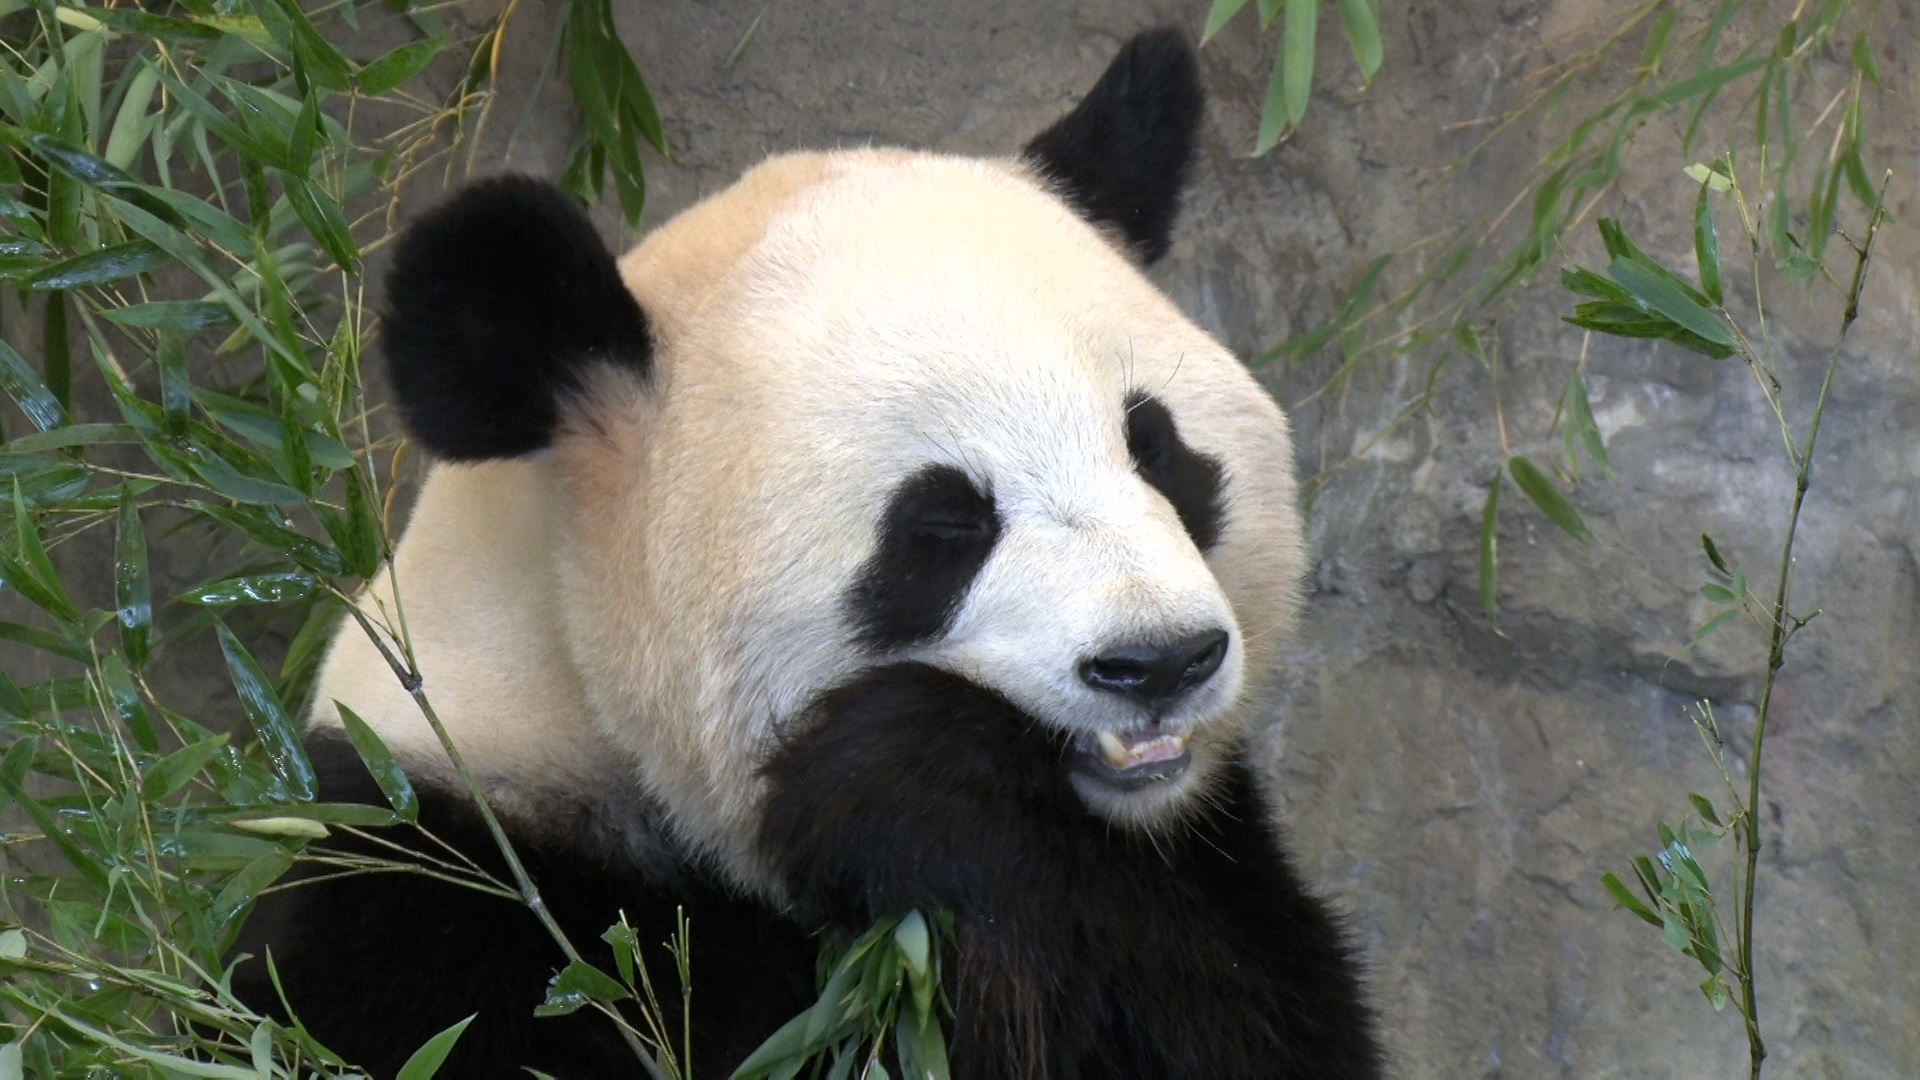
1143,823,1176,869
1159,350,1187,396
1191,824,1236,864
929,415,988,484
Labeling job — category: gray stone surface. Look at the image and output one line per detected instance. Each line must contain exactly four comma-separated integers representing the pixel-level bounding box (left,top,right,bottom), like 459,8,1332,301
15,0,1917,1075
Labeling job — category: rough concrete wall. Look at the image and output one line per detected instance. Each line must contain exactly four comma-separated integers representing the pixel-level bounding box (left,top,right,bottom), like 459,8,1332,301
23,0,1912,1075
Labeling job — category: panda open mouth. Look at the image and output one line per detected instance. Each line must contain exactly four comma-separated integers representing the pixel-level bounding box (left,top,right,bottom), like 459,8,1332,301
1071,728,1193,790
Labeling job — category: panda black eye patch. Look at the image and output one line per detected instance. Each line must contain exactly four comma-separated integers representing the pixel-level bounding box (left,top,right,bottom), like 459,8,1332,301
846,465,1000,651
1126,391,1226,552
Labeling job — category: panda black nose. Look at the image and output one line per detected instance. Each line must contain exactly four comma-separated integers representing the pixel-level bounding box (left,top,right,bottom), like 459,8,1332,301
1078,629,1230,706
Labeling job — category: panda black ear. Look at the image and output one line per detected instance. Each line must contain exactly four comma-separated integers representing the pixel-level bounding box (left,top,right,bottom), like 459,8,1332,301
1022,28,1204,265
382,176,652,461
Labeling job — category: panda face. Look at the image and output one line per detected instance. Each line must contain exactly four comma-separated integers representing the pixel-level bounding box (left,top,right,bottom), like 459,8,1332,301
856,385,1248,824
547,152,1300,839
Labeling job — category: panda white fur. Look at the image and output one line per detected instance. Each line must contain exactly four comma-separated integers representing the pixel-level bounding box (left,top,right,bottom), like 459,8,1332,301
235,29,1381,1078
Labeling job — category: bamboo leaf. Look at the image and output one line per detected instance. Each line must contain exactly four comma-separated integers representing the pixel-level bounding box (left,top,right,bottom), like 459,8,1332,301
1479,468,1501,619
9,480,78,622
182,572,318,606
893,910,930,978
139,186,253,254
143,734,231,799
1607,257,1733,349
261,0,352,91
202,397,355,468
1508,456,1592,543
102,194,306,372
102,301,236,331
338,467,380,576
280,175,359,273
217,621,317,801
78,7,224,45
548,960,629,1003
1684,162,1732,192
278,399,313,495
189,502,345,575
1851,32,1882,88
190,452,306,505
40,290,68,412
1602,871,1662,926
98,653,159,751
1565,373,1615,483
1281,0,1316,129
335,701,418,820
114,486,151,669
209,850,295,931
1253,255,1390,364
1702,975,1731,1011
1701,533,1729,574
0,423,132,452
28,132,148,192
1334,0,1382,81
395,1015,475,1080
0,735,36,812
2,779,110,891
1634,8,1677,85
286,74,322,178
1686,610,1739,651
0,621,89,663
103,60,159,171
1693,186,1723,311
21,240,168,290
722,8,764,70
356,40,443,97
158,71,289,170
158,331,191,434
1643,55,1770,108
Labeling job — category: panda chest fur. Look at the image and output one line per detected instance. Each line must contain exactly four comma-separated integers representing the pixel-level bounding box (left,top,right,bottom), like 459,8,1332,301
251,27,1377,1080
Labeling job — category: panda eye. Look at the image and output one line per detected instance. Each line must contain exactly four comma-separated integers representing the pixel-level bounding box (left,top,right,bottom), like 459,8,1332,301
1123,391,1228,553
1125,394,1175,470
1130,426,1172,470
847,463,1003,650
912,515,994,544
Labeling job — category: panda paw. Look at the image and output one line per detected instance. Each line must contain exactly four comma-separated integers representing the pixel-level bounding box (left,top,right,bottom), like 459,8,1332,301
760,662,1087,926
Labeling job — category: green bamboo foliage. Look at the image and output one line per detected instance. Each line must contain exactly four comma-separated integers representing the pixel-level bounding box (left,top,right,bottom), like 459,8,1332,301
1202,0,1382,153
0,1,669,1074
0,2,945,1074
1207,1,1889,619
1567,148,1890,1080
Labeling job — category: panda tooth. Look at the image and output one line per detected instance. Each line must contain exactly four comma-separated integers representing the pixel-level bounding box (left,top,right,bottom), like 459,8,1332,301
1096,730,1130,768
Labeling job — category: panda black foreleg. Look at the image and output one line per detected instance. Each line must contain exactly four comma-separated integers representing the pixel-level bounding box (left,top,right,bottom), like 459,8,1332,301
232,733,818,1079
761,662,1381,1079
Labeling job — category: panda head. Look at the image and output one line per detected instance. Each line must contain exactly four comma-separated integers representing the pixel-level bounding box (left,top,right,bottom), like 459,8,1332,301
382,29,1303,858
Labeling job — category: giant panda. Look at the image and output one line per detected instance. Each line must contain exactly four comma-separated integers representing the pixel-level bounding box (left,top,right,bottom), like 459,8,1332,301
234,28,1382,1079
